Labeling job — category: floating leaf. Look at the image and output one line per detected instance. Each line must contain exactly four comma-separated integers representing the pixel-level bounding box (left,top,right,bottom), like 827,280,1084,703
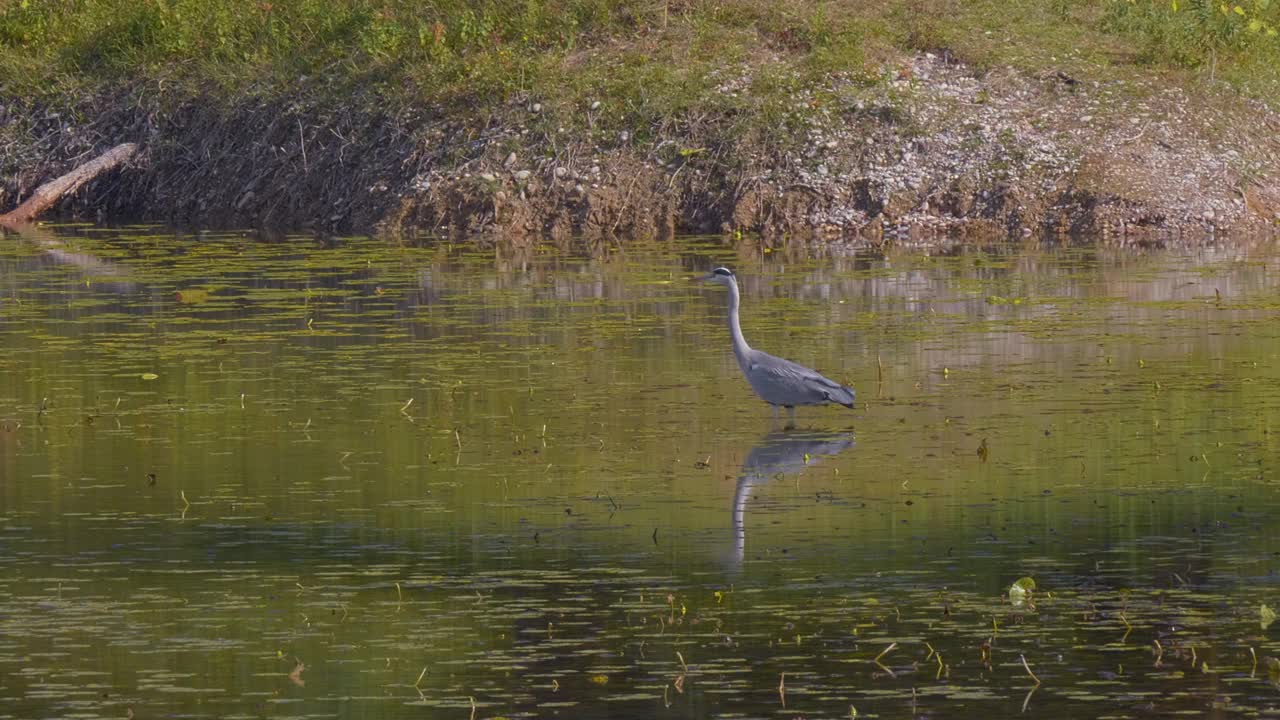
589,674,609,686
1009,577,1036,604
174,288,210,304
1262,603,1276,630
140,373,159,380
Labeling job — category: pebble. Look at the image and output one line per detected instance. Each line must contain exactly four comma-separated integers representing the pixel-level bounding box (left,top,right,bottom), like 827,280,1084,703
531,103,542,113
514,170,532,181
480,173,496,182
590,101,601,111
554,167,568,179
503,152,517,168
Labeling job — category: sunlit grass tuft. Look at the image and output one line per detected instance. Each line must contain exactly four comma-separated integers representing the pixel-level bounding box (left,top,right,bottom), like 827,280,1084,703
2,0,1277,124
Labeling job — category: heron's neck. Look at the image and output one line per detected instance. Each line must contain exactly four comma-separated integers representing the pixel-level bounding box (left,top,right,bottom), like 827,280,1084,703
726,279,751,363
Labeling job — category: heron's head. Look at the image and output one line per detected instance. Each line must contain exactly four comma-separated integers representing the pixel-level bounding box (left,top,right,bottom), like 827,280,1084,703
699,266,736,287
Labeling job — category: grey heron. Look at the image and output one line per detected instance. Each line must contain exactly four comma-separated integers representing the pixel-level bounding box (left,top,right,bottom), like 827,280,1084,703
700,267,855,425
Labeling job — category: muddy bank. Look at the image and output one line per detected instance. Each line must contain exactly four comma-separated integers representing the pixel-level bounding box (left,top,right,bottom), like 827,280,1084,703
2,55,1278,244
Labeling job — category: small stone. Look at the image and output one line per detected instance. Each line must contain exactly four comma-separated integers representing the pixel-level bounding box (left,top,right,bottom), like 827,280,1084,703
480,173,496,182
619,131,630,143
514,170,532,181
531,103,542,113
1202,209,1215,221
817,164,829,176
503,152,518,167
554,167,568,179
590,101,601,111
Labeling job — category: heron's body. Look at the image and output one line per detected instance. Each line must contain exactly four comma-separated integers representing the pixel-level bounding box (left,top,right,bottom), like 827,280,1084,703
703,267,855,420
735,348,855,408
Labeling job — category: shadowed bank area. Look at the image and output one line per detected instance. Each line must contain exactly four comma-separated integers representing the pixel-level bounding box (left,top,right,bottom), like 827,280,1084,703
5,226,1280,716
1,1,1279,243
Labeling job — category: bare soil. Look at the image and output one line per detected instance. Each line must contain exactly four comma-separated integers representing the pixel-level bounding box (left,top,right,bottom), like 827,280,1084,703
2,54,1277,245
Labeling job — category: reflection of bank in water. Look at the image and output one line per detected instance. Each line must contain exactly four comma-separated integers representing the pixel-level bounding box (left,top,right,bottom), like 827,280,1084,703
0,229,139,295
38,246,139,294
731,430,854,570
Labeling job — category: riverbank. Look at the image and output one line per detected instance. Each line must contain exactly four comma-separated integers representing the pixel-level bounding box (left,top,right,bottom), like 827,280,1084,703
2,1,1278,243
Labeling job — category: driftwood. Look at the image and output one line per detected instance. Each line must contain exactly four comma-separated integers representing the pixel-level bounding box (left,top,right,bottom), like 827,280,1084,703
0,142,138,228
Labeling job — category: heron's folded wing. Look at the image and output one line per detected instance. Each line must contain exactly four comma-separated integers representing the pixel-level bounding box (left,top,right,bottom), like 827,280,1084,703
753,356,844,388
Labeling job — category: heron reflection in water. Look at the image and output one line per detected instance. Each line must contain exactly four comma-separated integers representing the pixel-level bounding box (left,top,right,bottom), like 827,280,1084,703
730,430,855,570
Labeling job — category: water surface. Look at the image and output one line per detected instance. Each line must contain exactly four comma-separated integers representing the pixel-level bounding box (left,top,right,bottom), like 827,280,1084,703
3,227,1280,718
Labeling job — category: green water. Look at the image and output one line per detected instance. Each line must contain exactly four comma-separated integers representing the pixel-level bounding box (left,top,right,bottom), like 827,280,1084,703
3,227,1280,718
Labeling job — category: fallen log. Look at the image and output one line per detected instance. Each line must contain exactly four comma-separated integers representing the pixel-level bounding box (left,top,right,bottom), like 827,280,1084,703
0,142,138,228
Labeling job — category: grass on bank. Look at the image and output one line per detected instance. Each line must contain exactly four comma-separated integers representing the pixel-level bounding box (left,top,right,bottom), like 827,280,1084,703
0,0,1277,124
